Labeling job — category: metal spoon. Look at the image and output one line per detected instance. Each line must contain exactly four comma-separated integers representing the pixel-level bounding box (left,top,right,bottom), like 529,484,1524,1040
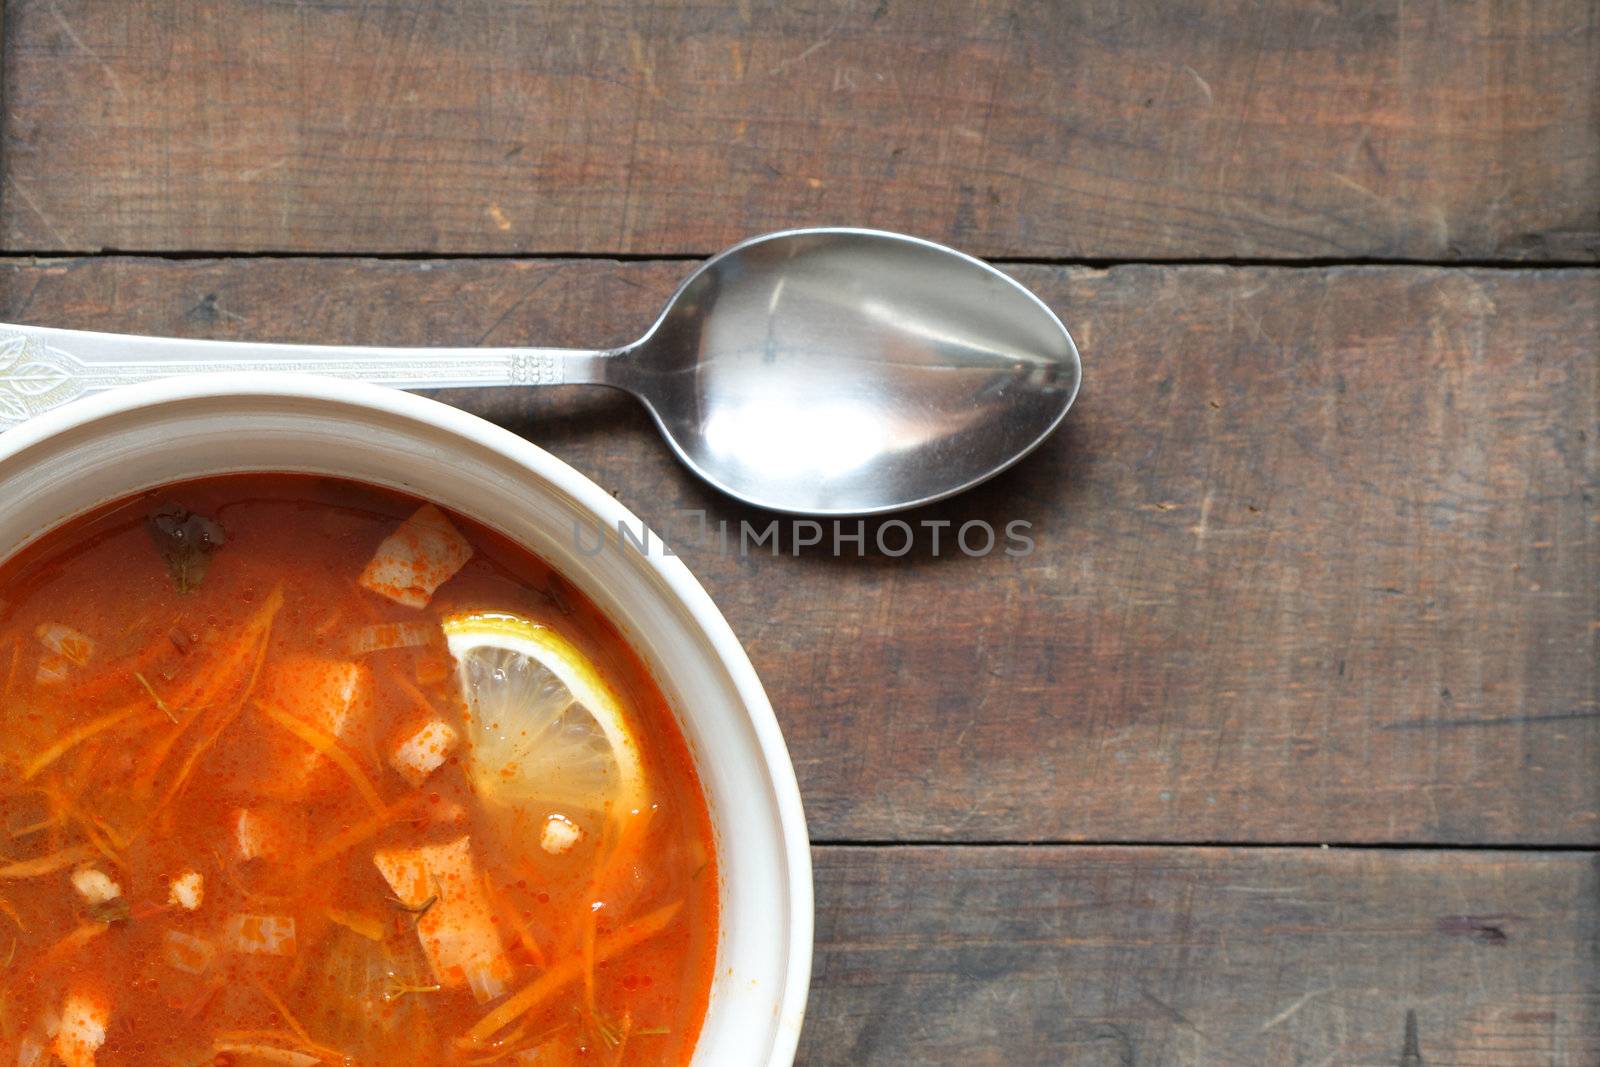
0,228,1080,515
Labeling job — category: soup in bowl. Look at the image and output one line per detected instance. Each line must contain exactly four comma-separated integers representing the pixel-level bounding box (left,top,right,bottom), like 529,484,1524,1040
0,376,811,1066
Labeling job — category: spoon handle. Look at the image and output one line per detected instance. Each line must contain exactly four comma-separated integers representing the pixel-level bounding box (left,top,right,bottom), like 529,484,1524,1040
0,322,618,430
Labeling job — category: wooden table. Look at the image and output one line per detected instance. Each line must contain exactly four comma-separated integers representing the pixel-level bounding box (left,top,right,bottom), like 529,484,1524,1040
1,2,1595,1062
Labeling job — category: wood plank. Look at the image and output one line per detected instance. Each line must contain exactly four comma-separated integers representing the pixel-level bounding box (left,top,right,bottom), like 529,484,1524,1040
2,1,1595,259
803,846,1599,1065
0,257,1594,844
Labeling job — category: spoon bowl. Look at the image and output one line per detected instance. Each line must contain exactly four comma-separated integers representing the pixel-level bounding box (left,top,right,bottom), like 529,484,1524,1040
615,229,1081,514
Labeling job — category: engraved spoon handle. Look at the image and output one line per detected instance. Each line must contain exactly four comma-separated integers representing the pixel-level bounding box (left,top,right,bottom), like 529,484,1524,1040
0,322,618,430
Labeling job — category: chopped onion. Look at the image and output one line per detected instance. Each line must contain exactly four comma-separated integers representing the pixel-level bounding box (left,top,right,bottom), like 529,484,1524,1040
346,621,437,656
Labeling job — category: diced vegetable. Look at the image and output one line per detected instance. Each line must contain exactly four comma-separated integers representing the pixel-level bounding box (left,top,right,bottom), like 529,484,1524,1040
388,719,459,786
372,836,512,1003
168,870,203,911
162,929,217,975
51,989,109,1067
540,814,582,856
35,624,93,666
35,655,71,686
69,868,121,907
225,914,297,957
357,505,473,609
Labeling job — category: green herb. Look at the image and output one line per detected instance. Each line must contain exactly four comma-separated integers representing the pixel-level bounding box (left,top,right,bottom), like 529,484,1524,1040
146,503,226,594
387,892,437,921
381,974,441,1002
87,897,130,924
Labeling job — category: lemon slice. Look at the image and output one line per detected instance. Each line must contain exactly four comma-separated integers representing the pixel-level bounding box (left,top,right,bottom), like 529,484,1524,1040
442,612,644,818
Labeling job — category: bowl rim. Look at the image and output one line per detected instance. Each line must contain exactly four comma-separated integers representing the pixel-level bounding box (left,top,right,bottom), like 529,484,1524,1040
0,372,814,1065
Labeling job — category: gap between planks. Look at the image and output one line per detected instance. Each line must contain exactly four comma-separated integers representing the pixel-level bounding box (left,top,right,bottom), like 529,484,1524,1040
812,840,1600,852
0,249,1595,271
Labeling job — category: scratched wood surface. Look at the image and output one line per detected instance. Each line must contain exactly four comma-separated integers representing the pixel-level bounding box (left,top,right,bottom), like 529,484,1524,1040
803,846,1599,1065
2,0,1597,259
2,1,1598,1061
2,256,1593,846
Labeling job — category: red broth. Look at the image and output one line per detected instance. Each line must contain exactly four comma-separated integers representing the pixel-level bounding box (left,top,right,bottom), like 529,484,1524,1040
0,474,717,1065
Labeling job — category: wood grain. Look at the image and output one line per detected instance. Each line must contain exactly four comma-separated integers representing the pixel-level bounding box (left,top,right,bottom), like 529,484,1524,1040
2,0,1595,259
0,257,1594,844
802,846,1599,1065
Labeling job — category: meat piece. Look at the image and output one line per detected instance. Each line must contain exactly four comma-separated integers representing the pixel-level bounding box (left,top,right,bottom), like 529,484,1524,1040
168,870,204,911
51,990,108,1067
358,505,473,609
69,868,121,907
388,719,460,786
540,814,582,855
373,836,511,1003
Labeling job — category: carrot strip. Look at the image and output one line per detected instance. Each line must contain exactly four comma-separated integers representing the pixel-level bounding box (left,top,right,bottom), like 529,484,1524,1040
482,869,548,970
130,708,209,802
148,699,251,820
390,669,441,720
213,1032,347,1065
31,920,105,970
1,638,21,699
288,795,421,877
23,702,153,780
324,907,385,942
211,1043,325,1067
257,701,386,815
576,810,652,1015
208,847,293,910
192,596,279,711
457,901,683,1049
64,808,120,868
249,975,315,1048
146,595,283,819
86,811,129,852
184,976,226,1021
134,586,286,797
0,844,94,879
0,891,25,931
6,812,62,839
67,633,171,702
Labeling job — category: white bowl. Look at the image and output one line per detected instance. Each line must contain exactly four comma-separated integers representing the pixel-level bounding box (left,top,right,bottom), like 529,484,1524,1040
0,374,813,1065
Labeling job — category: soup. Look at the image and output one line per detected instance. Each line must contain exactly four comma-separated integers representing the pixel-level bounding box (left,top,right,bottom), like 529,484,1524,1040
0,474,717,1065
